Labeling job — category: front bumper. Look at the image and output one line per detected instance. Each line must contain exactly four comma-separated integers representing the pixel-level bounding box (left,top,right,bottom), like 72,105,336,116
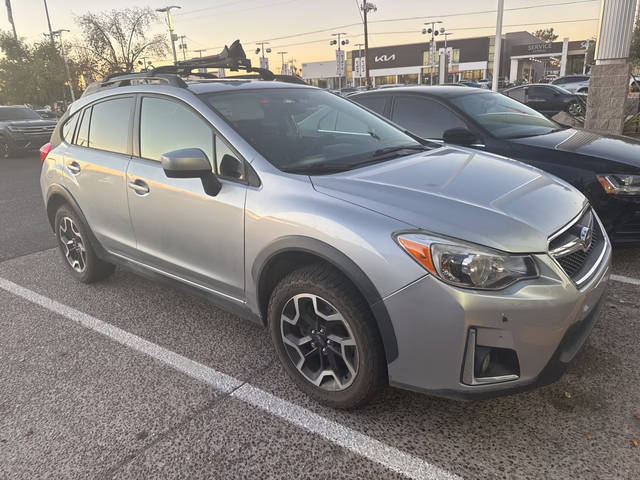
383,247,611,400
4,134,51,152
595,196,640,244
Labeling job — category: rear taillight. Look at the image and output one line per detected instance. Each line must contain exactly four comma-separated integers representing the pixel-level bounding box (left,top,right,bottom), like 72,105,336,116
40,142,52,163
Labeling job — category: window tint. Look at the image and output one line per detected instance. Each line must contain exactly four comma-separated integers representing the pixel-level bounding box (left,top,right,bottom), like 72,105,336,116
506,87,525,102
527,86,554,101
391,96,465,139
62,113,79,143
354,96,387,115
89,97,133,154
75,108,91,147
216,136,244,181
140,97,214,164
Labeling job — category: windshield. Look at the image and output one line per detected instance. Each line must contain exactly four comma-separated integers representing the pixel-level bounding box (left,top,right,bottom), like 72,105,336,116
203,88,423,174
449,91,560,139
0,107,42,121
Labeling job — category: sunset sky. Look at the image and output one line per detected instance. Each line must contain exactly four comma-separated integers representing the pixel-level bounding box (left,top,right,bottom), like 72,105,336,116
1,0,602,67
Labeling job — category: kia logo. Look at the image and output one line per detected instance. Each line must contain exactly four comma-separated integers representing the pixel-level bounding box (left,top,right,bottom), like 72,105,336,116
374,54,396,63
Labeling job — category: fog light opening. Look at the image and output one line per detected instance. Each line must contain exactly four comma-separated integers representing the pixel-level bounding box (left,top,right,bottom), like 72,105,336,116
474,345,520,379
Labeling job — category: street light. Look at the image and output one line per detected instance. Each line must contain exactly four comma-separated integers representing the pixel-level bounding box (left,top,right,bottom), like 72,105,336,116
330,33,348,90
422,20,443,85
256,42,272,70
156,6,181,65
47,29,75,102
361,1,377,89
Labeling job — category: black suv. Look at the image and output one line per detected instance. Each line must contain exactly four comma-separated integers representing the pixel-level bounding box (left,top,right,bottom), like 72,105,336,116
0,106,57,158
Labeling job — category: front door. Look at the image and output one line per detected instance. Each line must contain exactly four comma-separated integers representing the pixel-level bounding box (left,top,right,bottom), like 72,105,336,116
126,95,247,301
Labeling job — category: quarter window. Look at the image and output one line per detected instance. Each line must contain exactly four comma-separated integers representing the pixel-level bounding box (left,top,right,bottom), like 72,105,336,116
75,108,91,147
140,97,214,165
62,113,79,143
391,96,466,140
88,97,134,154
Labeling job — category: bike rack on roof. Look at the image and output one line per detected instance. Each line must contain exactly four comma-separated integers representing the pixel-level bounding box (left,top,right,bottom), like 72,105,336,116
82,40,278,97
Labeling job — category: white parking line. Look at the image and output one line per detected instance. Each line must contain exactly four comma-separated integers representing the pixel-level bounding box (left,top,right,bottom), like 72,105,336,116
611,274,640,286
0,277,460,480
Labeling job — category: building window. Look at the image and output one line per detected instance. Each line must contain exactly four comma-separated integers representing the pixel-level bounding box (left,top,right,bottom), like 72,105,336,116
374,75,396,86
397,74,419,84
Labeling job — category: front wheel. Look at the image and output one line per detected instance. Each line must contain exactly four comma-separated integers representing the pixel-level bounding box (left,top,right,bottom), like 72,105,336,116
268,264,387,409
567,101,585,117
0,139,10,159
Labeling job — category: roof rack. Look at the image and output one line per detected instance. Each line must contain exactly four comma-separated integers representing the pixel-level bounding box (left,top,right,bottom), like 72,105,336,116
82,40,278,97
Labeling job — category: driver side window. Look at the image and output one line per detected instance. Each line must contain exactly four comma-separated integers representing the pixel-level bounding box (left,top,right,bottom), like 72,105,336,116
391,96,466,140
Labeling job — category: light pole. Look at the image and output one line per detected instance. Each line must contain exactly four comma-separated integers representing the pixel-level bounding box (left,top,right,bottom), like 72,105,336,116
361,1,377,89
422,21,443,85
443,32,454,82
49,29,75,102
43,0,54,46
492,0,504,91
278,51,288,75
255,42,272,70
156,6,181,65
194,49,207,58
355,43,364,87
330,32,348,90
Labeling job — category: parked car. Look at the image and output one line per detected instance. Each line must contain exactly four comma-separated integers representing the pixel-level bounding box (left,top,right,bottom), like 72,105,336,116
552,74,590,93
41,75,610,409
502,84,586,117
351,86,640,243
458,80,482,88
0,105,57,158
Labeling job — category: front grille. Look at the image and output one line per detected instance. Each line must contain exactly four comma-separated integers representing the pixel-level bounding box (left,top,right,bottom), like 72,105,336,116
549,208,607,286
10,125,55,136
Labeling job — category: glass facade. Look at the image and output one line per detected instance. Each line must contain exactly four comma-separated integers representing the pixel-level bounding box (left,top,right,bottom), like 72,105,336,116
397,73,419,84
374,75,397,86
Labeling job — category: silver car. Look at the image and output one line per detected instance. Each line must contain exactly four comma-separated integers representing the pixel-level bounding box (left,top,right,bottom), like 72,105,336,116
551,75,590,93
40,77,611,408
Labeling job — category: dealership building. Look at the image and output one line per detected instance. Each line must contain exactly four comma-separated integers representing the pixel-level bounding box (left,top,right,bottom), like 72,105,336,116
302,31,590,88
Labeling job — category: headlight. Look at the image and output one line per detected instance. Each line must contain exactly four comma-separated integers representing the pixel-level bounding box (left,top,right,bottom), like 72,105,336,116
395,233,538,290
597,174,640,195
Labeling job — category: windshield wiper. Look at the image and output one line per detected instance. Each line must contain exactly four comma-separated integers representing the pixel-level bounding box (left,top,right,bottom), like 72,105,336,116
282,164,350,175
372,144,428,157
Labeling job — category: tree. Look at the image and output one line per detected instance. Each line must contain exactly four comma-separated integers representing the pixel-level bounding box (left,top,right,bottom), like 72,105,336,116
533,28,559,43
73,7,168,78
0,31,75,106
630,23,640,67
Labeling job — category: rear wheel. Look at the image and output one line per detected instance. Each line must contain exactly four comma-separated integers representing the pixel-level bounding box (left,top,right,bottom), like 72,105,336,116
54,205,115,283
567,101,585,117
268,264,387,409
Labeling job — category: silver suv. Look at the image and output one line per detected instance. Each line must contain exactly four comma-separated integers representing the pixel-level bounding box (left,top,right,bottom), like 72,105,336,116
40,76,611,408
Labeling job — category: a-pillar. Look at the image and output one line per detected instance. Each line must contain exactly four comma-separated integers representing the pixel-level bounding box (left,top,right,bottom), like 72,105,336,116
584,0,636,134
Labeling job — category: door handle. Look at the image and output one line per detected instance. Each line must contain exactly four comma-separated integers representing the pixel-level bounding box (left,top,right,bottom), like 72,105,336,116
128,179,150,195
67,161,81,175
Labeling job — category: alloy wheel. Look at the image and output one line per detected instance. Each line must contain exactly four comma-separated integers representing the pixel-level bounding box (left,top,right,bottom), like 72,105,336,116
58,216,87,273
280,293,359,391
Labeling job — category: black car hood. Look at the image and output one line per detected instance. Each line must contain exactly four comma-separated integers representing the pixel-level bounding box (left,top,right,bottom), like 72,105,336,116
509,128,640,169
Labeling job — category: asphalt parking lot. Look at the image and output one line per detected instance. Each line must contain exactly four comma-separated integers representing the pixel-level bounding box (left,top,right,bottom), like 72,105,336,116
1,155,639,479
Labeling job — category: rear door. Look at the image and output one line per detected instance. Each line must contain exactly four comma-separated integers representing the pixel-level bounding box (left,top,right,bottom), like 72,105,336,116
126,94,247,301
61,96,136,256
525,86,557,115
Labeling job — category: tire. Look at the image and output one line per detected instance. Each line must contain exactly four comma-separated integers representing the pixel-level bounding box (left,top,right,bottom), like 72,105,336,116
268,264,387,409
54,205,115,283
0,139,9,159
567,101,585,117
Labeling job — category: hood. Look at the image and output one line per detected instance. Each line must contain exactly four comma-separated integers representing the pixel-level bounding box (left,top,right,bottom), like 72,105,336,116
311,147,586,253
510,128,640,171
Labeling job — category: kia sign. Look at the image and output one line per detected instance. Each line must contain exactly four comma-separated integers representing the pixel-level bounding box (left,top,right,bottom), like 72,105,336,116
374,54,396,63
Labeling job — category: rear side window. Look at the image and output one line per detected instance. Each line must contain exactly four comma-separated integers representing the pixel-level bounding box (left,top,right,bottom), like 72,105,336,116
75,108,91,147
354,96,388,116
391,96,466,140
506,87,525,102
62,113,79,143
139,96,214,164
88,97,133,154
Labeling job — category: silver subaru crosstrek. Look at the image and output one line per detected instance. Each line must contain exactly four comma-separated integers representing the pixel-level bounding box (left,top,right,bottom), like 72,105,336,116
40,76,611,408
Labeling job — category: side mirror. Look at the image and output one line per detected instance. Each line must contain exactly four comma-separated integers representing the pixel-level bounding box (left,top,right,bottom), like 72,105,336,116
219,154,244,180
442,128,478,147
161,148,221,196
